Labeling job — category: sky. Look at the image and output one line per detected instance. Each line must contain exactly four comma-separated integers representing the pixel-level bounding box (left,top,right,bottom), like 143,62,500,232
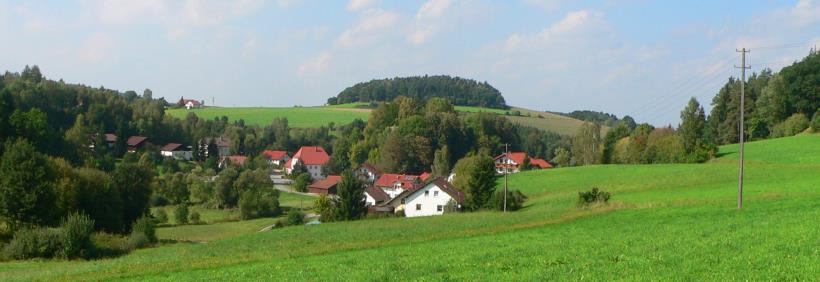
1,0,818,126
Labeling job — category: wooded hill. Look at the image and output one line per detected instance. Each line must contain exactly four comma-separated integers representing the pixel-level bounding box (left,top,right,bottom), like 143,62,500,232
327,75,508,109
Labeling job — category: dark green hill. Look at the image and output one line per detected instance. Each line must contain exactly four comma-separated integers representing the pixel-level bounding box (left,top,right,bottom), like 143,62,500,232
328,75,508,109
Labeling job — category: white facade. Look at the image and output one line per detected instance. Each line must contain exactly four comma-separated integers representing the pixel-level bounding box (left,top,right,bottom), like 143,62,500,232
381,184,405,199
494,156,520,174
357,167,379,183
268,156,290,166
161,150,193,161
307,164,324,180
364,193,377,206
403,183,458,217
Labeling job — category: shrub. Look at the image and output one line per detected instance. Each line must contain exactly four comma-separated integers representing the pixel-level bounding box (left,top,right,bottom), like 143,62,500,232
287,210,304,226
293,173,312,192
2,228,62,260
153,208,168,224
132,217,157,243
577,187,611,207
189,211,201,224
239,190,280,220
811,110,820,132
124,232,151,250
490,189,528,211
174,205,189,225
150,194,169,207
772,113,810,137
59,213,94,259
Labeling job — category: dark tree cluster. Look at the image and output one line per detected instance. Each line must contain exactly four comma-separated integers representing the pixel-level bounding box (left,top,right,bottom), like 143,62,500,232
328,75,509,109
561,110,637,128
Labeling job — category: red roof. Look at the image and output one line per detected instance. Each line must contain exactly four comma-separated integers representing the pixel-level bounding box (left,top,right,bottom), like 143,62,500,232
161,143,183,152
360,162,381,175
262,150,289,160
286,146,330,168
530,158,553,169
374,174,420,189
222,155,247,166
419,172,431,181
494,152,527,165
126,136,148,147
365,185,390,203
309,175,342,191
104,133,118,142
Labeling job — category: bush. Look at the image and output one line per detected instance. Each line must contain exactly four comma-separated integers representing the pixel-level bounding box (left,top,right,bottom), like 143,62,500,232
153,208,168,224
490,189,528,211
2,228,62,260
189,211,201,224
132,217,157,243
59,213,94,259
293,173,312,192
287,210,304,226
239,190,280,220
150,194,169,207
124,232,151,250
174,205,189,225
811,110,820,132
772,113,810,137
577,187,611,207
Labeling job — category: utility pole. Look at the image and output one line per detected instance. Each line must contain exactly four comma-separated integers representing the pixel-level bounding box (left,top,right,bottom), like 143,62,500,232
504,143,509,213
735,48,750,210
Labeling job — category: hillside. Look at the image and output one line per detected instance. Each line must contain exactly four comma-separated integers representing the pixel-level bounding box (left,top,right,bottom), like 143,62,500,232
329,75,508,109
4,134,817,280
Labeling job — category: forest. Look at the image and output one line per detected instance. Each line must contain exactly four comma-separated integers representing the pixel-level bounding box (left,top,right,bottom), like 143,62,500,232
328,75,508,109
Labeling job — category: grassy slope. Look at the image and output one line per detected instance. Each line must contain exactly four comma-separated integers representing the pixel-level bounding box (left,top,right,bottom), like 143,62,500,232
2,134,817,281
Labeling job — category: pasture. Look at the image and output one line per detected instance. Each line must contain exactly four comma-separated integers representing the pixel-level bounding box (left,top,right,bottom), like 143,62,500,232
1,134,817,281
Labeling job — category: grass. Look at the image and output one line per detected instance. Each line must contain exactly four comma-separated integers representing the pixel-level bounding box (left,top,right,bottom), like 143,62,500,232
1,134,817,280
166,106,370,128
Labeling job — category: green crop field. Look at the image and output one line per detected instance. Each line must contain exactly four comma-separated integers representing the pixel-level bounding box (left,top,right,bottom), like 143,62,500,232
166,106,370,128
2,134,817,281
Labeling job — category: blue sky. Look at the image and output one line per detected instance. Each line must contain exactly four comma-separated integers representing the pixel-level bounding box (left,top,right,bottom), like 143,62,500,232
1,0,818,126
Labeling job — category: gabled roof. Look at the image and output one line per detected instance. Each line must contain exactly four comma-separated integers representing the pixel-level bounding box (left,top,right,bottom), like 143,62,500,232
126,136,148,147
374,174,420,189
419,172,431,181
494,152,527,165
201,137,231,147
290,146,330,167
530,158,553,169
104,133,118,142
386,177,465,205
161,143,183,152
262,150,289,160
309,175,342,191
360,162,381,175
365,185,390,203
221,155,247,166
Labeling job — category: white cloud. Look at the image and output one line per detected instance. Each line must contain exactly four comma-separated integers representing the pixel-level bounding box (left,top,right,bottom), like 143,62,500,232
92,0,167,25
298,51,332,75
408,0,452,44
500,10,607,52
788,0,820,27
347,0,377,12
336,9,398,47
79,34,119,63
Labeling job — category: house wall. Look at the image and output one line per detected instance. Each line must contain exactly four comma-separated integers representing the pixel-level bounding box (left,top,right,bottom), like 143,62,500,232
307,164,324,180
380,186,404,199
404,184,455,217
495,156,520,174
364,193,376,206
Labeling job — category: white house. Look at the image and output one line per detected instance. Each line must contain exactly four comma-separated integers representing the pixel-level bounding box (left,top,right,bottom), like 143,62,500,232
356,162,381,183
262,150,290,166
160,143,193,161
387,178,464,217
285,146,330,180
374,174,421,199
364,186,390,206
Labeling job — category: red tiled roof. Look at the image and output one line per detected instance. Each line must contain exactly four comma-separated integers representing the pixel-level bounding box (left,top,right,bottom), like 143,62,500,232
374,174,420,189
222,155,247,166
161,143,183,152
309,175,342,191
494,152,527,165
387,177,465,205
365,185,390,203
419,172,431,181
360,162,381,175
530,158,553,169
126,136,148,147
262,150,289,160
286,146,330,168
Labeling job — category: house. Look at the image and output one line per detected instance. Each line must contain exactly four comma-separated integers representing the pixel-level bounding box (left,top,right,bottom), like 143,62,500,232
218,155,247,169
308,175,342,195
374,174,421,199
160,143,193,160
530,158,553,169
385,177,464,217
88,133,118,150
177,97,203,109
262,150,290,166
419,172,431,181
364,185,390,206
200,137,231,157
285,146,330,180
126,136,149,153
356,162,382,183
494,152,528,174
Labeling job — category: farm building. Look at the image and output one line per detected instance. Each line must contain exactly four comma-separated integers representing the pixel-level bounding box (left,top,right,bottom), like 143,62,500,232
177,97,203,109
126,136,149,153
308,175,342,195
160,143,193,160
262,150,290,166
386,177,464,217
530,158,553,169
494,152,552,173
364,185,390,206
285,146,330,180
218,155,247,169
199,137,231,157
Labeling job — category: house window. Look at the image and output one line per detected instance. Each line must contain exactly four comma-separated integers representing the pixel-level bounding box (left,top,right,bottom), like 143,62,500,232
437,205,443,212
433,191,439,197
424,191,429,196
416,204,421,210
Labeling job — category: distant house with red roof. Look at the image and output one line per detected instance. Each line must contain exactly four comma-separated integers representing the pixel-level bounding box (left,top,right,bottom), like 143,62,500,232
356,162,382,183
177,97,203,109
495,152,552,172
219,155,247,169
161,143,193,160
285,146,330,180
374,174,422,199
308,175,342,195
419,172,431,181
262,150,290,166
384,177,464,217
126,136,149,153
530,158,553,169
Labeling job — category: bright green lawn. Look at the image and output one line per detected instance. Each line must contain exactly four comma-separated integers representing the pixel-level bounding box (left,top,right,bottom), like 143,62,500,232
166,106,370,128
1,135,818,280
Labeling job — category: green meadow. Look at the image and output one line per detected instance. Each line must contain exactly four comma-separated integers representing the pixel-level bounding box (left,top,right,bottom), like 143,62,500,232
2,134,817,281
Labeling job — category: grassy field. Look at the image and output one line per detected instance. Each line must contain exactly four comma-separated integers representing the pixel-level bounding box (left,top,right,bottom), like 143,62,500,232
170,104,593,135
2,134,817,281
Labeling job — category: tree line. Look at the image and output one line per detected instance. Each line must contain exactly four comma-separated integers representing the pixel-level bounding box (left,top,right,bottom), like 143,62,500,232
328,75,509,109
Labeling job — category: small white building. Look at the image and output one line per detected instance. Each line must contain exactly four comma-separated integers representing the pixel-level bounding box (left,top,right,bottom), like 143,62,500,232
356,162,381,183
160,143,193,161
285,146,330,180
387,178,464,217
262,150,291,166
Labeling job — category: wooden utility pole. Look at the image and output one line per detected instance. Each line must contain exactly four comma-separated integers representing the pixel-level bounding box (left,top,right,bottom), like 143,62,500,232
735,48,750,210
504,143,509,213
